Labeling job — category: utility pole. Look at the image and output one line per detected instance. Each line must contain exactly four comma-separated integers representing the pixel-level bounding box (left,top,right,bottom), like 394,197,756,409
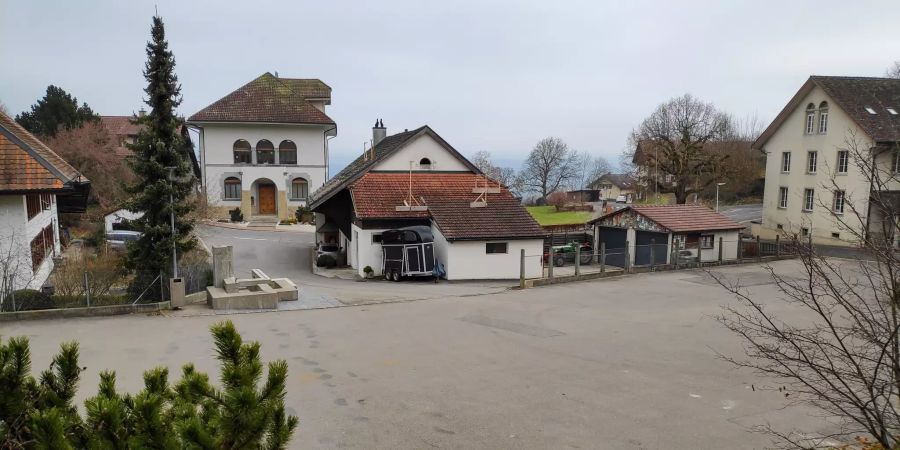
716,182,727,212
166,166,178,278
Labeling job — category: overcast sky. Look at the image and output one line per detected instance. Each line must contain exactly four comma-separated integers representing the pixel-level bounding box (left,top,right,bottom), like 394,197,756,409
2,1,898,174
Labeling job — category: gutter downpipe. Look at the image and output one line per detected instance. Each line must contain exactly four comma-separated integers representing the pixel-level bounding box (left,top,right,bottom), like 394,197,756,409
324,125,337,181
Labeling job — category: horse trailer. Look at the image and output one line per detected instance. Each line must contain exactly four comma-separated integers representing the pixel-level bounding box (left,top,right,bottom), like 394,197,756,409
382,226,436,281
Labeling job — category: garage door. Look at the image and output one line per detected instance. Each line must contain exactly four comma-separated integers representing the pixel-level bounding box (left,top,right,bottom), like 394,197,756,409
597,227,627,268
635,230,668,266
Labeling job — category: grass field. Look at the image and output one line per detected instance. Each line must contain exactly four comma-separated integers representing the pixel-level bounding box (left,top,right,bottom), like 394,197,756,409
526,206,592,226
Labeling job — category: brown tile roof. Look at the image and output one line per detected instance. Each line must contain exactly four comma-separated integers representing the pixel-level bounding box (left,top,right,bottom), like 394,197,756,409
590,204,743,232
755,76,900,149
100,115,143,156
350,172,544,240
187,72,335,125
591,172,635,189
0,110,87,192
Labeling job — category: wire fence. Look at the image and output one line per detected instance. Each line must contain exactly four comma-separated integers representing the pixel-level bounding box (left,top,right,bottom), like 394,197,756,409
1,269,166,313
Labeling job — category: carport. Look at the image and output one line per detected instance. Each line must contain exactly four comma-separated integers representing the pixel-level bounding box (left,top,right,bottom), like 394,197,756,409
589,204,744,267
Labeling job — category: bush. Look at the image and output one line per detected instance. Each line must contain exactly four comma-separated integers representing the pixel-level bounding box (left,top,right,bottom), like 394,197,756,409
229,207,244,222
52,248,126,299
363,266,373,274
280,217,298,225
316,254,337,268
4,289,53,311
295,206,314,224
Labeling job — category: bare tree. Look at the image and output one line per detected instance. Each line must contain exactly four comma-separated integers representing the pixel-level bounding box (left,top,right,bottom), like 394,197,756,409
520,137,579,202
470,150,523,197
887,61,900,79
714,132,900,448
0,228,39,312
628,94,733,204
569,151,612,191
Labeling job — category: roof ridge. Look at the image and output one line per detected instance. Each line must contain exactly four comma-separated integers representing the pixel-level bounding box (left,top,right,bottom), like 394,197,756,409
0,110,85,186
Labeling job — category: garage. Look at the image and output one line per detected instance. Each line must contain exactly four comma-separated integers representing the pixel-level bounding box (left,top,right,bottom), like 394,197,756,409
634,230,668,266
596,226,627,268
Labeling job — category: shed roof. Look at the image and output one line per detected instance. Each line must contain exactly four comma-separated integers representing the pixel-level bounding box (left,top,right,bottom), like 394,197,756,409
589,204,743,232
0,110,88,192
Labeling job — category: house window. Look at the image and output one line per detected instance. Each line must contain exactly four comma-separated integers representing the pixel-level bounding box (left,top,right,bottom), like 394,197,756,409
806,151,817,174
803,188,814,212
801,227,809,237
486,242,508,254
279,140,297,165
30,225,53,271
256,140,275,164
778,187,788,209
831,232,840,239
837,150,849,174
805,103,816,134
372,233,383,244
223,177,241,200
818,102,828,133
832,190,845,214
26,194,41,220
700,235,714,249
419,157,432,169
233,139,251,164
290,178,308,200
781,151,791,173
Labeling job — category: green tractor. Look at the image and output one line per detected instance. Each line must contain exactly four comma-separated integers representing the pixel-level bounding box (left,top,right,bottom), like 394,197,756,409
544,241,593,267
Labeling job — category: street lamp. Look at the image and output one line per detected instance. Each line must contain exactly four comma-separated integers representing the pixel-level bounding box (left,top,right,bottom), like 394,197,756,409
716,182,727,212
166,166,178,278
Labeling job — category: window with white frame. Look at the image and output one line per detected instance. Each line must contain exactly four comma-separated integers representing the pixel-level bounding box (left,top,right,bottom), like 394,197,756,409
781,151,791,172
803,188,814,212
833,190,845,214
778,186,788,208
486,242,508,254
279,140,297,165
805,103,816,134
290,178,308,200
700,235,714,249
818,101,828,133
233,139,251,164
256,139,275,164
807,151,817,173
223,177,241,200
837,150,849,174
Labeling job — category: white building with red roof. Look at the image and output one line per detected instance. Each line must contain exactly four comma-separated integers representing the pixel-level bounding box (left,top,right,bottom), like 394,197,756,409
309,122,545,280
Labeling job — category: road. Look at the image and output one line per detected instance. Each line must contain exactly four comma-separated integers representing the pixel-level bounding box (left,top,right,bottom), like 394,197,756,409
5,259,834,449
718,203,762,224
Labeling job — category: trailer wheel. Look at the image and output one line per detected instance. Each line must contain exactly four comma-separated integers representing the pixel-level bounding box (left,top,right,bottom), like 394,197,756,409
580,250,593,265
391,270,401,282
554,255,565,267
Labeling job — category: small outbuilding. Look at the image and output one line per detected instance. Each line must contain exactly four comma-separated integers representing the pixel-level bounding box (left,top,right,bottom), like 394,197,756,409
588,204,745,267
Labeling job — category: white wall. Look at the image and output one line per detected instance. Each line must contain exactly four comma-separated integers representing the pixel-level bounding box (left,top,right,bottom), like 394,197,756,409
433,226,543,280
198,123,329,207
104,208,143,233
0,194,59,292
349,224,389,277
760,85,872,246
373,133,470,172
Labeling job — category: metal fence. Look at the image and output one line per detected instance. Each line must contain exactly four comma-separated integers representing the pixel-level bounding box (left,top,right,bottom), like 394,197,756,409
1,269,166,313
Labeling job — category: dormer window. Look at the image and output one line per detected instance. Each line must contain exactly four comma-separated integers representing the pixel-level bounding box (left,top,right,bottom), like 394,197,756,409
805,103,816,134
865,107,877,115
818,101,828,134
419,157,432,170
888,108,898,115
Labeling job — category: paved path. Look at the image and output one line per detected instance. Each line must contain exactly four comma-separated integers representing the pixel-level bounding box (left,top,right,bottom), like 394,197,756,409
4,259,834,449
194,225,511,310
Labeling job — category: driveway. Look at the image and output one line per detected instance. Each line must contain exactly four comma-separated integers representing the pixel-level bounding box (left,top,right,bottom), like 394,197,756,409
5,259,834,449
195,224,511,308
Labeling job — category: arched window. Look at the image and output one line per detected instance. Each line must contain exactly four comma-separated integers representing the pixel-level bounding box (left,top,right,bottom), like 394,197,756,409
290,178,308,200
419,157,432,169
279,140,297,165
256,139,275,164
818,101,829,134
805,103,816,135
223,177,241,200
233,140,251,164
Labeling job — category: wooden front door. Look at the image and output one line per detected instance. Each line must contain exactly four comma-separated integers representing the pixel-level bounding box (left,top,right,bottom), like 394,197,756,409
258,184,276,215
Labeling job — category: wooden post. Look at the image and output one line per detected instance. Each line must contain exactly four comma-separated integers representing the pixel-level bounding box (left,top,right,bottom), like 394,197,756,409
84,271,91,307
775,234,781,257
718,237,724,263
624,240,631,273
600,242,606,273
673,240,679,270
548,247,555,279
697,242,703,268
519,249,525,289
756,236,761,263
574,244,581,276
738,234,743,264
649,238,656,270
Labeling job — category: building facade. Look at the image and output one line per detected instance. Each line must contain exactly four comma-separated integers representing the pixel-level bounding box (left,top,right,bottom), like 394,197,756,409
754,76,900,246
188,73,336,220
0,111,89,295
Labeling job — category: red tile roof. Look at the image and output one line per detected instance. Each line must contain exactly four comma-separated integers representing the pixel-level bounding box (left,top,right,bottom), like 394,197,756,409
591,204,743,233
188,73,335,125
100,115,143,156
0,110,87,192
350,172,544,240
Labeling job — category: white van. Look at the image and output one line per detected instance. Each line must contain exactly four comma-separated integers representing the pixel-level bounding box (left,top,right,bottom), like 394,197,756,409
106,230,142,251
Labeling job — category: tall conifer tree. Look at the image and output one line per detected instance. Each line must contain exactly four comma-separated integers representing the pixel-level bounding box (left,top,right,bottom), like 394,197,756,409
126,15,195,280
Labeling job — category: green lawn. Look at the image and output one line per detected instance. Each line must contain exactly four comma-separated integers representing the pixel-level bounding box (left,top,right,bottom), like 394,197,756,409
526,206,592,226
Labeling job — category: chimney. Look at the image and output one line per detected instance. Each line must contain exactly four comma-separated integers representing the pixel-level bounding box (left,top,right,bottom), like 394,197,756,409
138,108,146,117
373,119,386,146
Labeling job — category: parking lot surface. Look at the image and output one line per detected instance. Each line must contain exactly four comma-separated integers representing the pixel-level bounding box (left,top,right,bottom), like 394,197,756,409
4,259,832,449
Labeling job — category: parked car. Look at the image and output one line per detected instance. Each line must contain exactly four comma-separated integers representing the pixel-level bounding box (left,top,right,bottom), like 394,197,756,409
106,230,142,251
544,241,593,267
676,248,699,263
615,194,628,204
